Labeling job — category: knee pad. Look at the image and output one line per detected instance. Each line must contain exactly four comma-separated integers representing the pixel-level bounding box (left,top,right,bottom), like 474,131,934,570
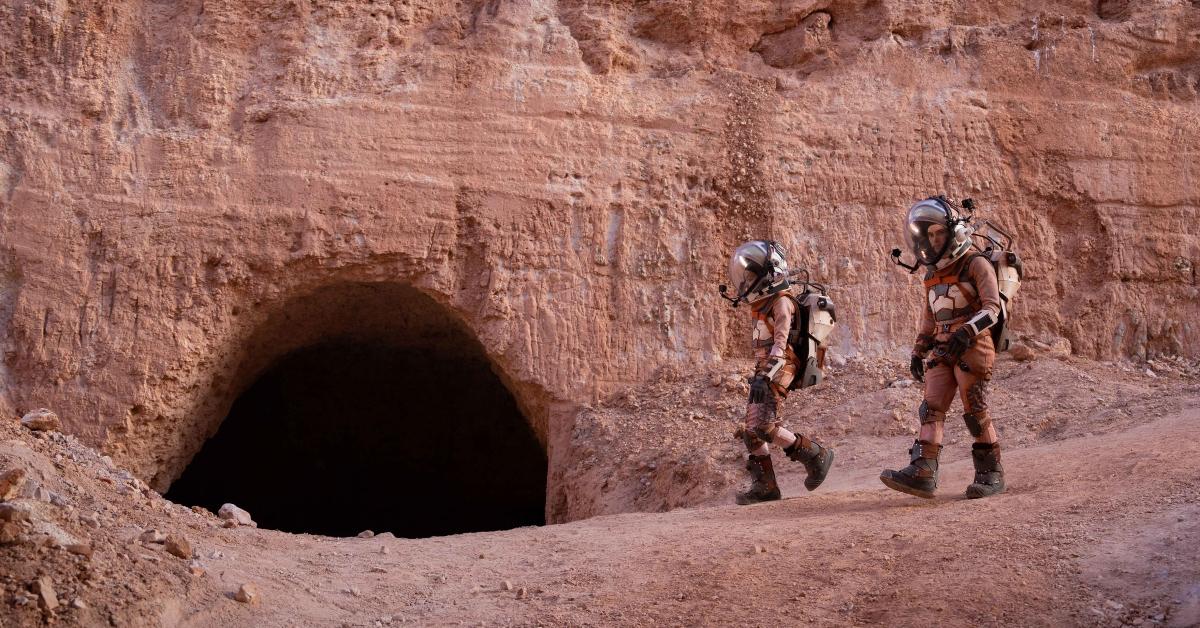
753,424,777,444
742,430,766,452
963,411,992,438
918,400,946,425
966,380,989,413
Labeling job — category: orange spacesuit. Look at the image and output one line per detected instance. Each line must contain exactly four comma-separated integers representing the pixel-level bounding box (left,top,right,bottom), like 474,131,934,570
881,198,1007,499
723,240,835,505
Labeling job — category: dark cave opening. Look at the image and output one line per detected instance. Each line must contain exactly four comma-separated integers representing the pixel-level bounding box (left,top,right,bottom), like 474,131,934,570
166,333,547,539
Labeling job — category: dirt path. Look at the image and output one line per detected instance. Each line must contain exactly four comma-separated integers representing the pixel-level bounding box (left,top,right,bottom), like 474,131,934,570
2,366,1198,627
167,400,1195,627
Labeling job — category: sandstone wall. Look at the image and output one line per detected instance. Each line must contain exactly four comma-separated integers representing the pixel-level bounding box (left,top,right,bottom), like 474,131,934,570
1,0,1197,505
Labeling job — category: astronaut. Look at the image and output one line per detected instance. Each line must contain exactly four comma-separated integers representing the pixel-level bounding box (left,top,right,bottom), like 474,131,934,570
880,197,1006,499
723,240,835,505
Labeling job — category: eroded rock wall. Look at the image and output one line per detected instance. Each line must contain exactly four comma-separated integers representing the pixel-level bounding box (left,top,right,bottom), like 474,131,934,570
1,0,1197,513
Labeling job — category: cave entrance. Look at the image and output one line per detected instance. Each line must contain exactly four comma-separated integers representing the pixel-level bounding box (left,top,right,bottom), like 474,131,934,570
165,283,546,538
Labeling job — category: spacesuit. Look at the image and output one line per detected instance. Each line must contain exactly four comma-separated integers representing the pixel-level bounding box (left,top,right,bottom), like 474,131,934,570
880,198,1007,499
724,240,836,505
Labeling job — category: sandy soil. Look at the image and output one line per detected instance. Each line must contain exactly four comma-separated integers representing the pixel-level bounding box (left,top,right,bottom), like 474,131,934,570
2,352,1199,627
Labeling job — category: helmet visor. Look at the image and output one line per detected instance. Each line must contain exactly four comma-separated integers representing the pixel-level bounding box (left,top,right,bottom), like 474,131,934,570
905,203,951,266
727,241,769,298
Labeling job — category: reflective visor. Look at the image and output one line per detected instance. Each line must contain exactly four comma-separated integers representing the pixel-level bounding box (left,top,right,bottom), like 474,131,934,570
728,241,768,298
905,202,951,266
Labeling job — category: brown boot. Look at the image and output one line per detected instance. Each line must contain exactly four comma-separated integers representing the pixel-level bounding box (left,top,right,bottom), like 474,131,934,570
880,440,941,499
736,454,781,505
965,442,1006,499
783,435,835,491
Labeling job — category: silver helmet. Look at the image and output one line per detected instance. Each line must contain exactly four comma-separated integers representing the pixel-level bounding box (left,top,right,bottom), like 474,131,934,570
905,197,973,270
726,240,790,304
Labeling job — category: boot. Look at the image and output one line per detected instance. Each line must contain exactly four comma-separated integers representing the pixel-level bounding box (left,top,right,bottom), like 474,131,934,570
965,442,1006,499
735,454,781,505
879,440,941,499
783,435,835,491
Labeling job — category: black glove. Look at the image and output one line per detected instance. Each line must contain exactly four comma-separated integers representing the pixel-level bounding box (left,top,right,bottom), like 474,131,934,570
946,328,973,360
748,374,771,404
909,355,925,382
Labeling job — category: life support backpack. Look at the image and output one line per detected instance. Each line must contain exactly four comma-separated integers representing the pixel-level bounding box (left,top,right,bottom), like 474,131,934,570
969,220,1024,352
783,290,837,390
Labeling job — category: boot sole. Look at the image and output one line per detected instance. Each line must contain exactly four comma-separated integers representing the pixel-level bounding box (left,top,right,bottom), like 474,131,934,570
735,492,782,506
965,483,1006,499
879,474,936,499
804,449,835,492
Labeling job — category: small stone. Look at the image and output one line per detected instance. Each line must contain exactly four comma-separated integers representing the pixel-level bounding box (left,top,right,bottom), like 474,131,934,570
209,550,225,559
502,580,513,591
348,586,362,597
0,521,22,544
21,409,61,432
357,530,375,538
33,576,59,611
0,468,27,500
889,379,914,388
165,534,192,559
66,543,94,559
70,597,87,609
218,504,256,527
379,546,389,555
188,560,205,576
1009,343,1036,362
1047,338,1072,359
222,519,238,528
0,502,31,523
234,583,260,604
1145,368,1157,378
369,567,388,574
139,528,167,544
753,544,765,554
516,587,528,600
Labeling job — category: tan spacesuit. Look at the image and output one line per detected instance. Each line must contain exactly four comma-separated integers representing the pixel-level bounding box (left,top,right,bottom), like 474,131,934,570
722,240,835,505
880,198,1007,499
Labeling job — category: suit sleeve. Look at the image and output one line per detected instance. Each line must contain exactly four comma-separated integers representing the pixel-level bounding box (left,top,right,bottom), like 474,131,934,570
968,255,1002,333
768,296,795,360
913,291,936,358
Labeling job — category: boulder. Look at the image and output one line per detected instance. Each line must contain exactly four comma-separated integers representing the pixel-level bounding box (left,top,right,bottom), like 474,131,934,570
20,409,61,432
218,503,257,528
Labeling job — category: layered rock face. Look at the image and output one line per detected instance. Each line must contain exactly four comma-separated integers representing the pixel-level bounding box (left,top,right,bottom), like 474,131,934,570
0,0,1197,519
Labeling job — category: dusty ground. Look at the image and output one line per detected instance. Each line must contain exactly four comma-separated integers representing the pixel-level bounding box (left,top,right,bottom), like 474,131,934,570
2,345,1199,627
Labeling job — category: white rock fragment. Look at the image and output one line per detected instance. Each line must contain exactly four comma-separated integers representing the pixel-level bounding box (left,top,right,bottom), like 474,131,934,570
218,503,256,528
